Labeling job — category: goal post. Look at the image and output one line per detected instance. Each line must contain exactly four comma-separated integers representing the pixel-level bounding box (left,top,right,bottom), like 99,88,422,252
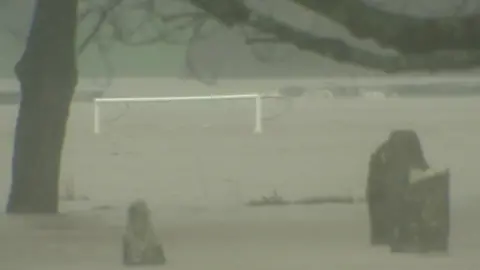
93,93,263,134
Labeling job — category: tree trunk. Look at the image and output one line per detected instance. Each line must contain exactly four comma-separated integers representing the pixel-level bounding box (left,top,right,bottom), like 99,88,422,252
6,0,78,214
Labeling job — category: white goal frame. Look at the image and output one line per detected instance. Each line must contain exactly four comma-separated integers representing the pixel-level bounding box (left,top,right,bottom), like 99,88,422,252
93,93,263,134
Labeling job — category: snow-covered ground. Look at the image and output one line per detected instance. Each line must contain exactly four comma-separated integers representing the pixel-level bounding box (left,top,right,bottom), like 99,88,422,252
0,80,479,269
1,203,480,270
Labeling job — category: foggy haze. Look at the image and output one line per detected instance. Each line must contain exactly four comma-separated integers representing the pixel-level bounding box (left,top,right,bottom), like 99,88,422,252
1,1,480,269
1,0,480,78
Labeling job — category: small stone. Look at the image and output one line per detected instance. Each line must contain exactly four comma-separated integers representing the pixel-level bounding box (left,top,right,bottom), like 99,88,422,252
123,199,166,266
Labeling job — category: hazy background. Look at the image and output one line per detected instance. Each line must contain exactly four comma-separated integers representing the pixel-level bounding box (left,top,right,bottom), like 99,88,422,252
1,0,480,79
1,1,480,269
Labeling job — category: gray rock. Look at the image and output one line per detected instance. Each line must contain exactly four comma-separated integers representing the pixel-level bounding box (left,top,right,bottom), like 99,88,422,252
122,199,166,266
366,129,450,253
401,170,450,253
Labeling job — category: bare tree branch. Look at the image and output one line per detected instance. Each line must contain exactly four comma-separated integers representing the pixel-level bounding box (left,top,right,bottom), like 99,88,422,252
2,25,26,43
4,0,480,78
78,6,93,23
249,14,480,73
244,26,297,63
240,2,297,64
75,0,219,84
188,0,250,26
109,12,207,46
184,17,219,84
187,0,480,73
291,0,480,53
100,0,208,46
78,0,124,55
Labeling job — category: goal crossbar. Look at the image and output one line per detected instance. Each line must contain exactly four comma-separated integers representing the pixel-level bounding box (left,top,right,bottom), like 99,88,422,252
95,94,260,103
93,93,263,134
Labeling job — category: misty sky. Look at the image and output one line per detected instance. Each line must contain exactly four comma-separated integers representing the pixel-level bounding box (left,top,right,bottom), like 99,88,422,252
0,0,479,78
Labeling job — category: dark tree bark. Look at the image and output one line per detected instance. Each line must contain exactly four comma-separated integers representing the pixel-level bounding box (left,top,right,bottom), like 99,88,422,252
292,0,480,54
188,0,250,27
6,0,78,213
248,16,480,72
